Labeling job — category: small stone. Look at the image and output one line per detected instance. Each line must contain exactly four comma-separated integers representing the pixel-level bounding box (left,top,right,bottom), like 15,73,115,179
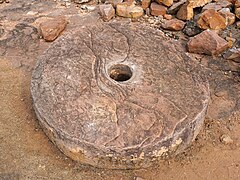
156,0,174,7
197,9,227,30
235,8,240,19
164,14,173,20
187,30,229,55
223,48,240,62
141,0,151,10
161,18,186,30
220,134,233,144
99,4,115,21
219,8,236,26
73,0,91,4
116,3,144,18
150,2,167,16
183,20,202,36
168,0,186,15
226,36,236,47
176,1,194,20
146,7,151,16
191,0,213,8
105,0,123,7
40,16,67,42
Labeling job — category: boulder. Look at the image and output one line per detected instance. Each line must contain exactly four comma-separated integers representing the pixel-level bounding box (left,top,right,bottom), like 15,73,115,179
187,30,229,55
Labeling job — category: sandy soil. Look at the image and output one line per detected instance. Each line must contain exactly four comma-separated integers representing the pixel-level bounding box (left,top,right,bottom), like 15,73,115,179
1,0,240,179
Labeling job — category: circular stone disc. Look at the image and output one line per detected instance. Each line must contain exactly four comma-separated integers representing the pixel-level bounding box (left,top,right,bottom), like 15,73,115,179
31,22,209,169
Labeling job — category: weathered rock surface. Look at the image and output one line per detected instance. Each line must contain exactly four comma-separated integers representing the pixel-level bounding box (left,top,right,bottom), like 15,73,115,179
116,3,144,18
223,48,240,62
156,0,174,7
141,0,151,10
73,0,91,4
168,0,186,14
183,20,203,36
31,22,209,169
40,16,67,42
176,1,194,20
218,8,235,26
99,4,115,21
161,18,186,30
188,30,229,55
150,2,167,16
197,9,227,30
191,0,212,8
202,0,232,11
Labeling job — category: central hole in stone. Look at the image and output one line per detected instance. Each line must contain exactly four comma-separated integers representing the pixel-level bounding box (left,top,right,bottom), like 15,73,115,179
109,64,132,82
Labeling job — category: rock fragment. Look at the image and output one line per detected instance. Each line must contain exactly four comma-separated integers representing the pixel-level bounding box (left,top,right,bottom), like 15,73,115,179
187,30,229,55
183,20,202,36
73,0,91,4
40,16,67,42
99,4,115,21
161,18,186,30
219,8,236,26
223,48,240,62
202,0,232,11
116,3,144,18
150,2,167,16
141,0,151,10
156,0,174,7
220,134,234,144
197,9,227,29
168,0,186,14
191,0,213,8
176,1,194,20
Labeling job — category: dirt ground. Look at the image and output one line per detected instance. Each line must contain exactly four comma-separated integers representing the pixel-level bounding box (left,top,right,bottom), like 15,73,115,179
1,0,240,179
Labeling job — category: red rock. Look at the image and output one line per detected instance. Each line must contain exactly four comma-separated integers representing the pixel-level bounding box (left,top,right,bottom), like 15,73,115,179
197,9,227,29
150,2,167,16
176,1,194,20
168,0,186,14
235,0,240,7
40,16,67,42
191,0,213,8
156,0,174,7
99,4,115,21
187,30,229,55
164,14,173,20
161,18,186,30
202,0,232,11
141,0,151,10
235,8,240,19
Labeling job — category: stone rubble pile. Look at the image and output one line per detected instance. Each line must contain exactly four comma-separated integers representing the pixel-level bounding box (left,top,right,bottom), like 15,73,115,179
98,0,240,57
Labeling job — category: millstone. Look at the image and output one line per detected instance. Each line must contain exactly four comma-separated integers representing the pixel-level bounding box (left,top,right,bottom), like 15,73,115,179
31,22,210,169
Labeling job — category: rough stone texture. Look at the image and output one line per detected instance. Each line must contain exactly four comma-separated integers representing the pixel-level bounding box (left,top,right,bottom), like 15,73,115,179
235,8,240,19
141,0,151,10
183,20,203,36
202,1,232,11
223,48,240,62
73,0,91,4
150,2,167,16
168,0,186,14
31,22,209,169
156,0,174,7
161,18,186,30
40,16,67,42
218,8,235,26
176,1,194,20
116,3,144,18
197,9,227,30
99,4,115,21
188,30,229,55
190,0,212,8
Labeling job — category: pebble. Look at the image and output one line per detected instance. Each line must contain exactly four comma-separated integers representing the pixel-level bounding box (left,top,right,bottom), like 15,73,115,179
220,134,234,144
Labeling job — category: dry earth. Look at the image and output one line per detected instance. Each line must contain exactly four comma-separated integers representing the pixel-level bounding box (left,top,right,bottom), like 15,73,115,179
1,0,240,179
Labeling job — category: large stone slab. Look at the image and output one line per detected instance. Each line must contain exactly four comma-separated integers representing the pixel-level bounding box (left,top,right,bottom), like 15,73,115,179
31,22,210,169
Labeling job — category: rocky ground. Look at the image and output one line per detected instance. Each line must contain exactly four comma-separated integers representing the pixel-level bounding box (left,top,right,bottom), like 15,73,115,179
0,0,240,179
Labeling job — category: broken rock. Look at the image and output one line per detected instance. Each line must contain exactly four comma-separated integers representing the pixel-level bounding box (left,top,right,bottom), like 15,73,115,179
183,20,202,36
191,0,213,8
99,4,115,21
150,2,167,16
156,0,174,7
197,9,227,29
161,18,186,30
176,1,194,20
223,48,240,62
116,3,144,18
168,0,186,15
187,30,229,55
40,16,67,42
219,8,236,26
141,0,151,10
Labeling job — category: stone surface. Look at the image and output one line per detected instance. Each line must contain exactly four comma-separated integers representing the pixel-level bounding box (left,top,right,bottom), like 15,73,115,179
202,0,232,11
31,22,209,169
164,14,173,20
219,8,235,26
197,9,227,30
235,8,240,19
168,0,186,14
176,1,194,20
183,20,203,36
40,16,67,42
187,30,229,55
141,0,151,10
191,0,213,8
156,0,174,7
161,18,186,30
223,48,240,62
116,3,144,18
73,0,91,4
99,4,115,21
150,2,167,16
